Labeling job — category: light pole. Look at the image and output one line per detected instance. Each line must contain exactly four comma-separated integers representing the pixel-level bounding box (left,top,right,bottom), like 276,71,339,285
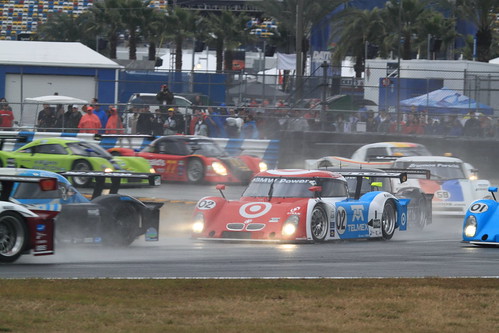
396,0,402,133
295,0,304,101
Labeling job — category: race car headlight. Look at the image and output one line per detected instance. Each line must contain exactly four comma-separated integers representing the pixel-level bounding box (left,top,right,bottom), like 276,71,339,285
259,161,268,172
104,167,113,173
211,161,228,176
192,213,205,234
150,168,156,174
469,174,478,181
464,215,477,237
282,215,299,236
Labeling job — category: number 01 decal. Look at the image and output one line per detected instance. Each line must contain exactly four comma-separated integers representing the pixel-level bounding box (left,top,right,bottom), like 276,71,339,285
470,203,488,213
197,199,216,210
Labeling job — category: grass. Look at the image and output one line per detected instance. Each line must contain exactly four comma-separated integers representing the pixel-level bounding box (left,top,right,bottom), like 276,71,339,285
0,278,498,332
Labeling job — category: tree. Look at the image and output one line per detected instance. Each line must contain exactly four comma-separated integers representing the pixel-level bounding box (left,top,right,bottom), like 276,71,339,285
164,7,199,71
88,0,124,59
455,0,499,62
119,0,152,60
330,7,386,77
37,12,94,47
205,10,250,72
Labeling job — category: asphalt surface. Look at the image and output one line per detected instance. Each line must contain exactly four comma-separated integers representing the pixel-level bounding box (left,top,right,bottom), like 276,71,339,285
2,183,499,278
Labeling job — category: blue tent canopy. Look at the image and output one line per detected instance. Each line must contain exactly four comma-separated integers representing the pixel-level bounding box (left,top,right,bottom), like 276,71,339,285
400,87,493,115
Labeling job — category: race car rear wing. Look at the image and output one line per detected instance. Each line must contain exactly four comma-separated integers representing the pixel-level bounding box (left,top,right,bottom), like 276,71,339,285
61,171,161,199
0,133,29,150
94,134,155,150
337,171,408,200
0,175,58,201
384,168,431,180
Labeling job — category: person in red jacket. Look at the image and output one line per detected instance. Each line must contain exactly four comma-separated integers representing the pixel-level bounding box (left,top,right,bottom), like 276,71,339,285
105,106,124,134
78,105,101,134
0,97,14,130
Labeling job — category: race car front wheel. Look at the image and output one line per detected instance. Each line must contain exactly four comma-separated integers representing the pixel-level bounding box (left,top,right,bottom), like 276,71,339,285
0,212,28,263
381,201,396,240
187,158,205,183
310,205,328,242
71,160,93,187
411,197,427,230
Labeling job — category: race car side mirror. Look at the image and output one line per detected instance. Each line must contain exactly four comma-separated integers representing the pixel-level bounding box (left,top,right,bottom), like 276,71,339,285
216,184,226,200
309,186,322,198
371,181,383,189
488,186,497,201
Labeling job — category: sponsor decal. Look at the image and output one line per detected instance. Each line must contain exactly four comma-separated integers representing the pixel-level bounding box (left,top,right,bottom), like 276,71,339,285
197,199,216,210
268,217,280,223
400,213,407,227
149,159,166,167
351,205,364,222
36,224,46,232
239,202,272,218
336,207,347,235
435,190,451,200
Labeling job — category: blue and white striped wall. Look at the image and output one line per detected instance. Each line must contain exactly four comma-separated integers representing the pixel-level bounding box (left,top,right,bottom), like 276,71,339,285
1,131,280,169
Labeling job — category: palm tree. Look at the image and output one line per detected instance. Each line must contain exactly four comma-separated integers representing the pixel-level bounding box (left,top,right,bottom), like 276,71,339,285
455,0,499,62
142,8,168,61
119,0,152,60
205,11,250,72
164,7,199,71
88,0,123,59
330,7,386,77
37,12,94,46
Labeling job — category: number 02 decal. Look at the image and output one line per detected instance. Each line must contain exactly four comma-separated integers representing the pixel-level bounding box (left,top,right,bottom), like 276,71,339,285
336,207,347,235
470,203,488,213
197,199,216,210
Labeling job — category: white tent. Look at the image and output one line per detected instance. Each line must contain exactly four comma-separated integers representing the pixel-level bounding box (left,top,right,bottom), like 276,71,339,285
25,95,89,105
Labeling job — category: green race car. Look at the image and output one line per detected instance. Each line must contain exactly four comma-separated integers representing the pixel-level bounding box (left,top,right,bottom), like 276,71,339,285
0,138,156,187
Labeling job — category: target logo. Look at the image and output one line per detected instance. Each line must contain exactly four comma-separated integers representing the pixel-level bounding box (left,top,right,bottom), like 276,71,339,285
239,202,272,218
401,212,407,227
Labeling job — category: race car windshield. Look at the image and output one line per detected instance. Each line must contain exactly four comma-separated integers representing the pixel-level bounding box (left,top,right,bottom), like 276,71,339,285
344,176,392,195
186,141,227,157
67,142,113,158
394,162,465,180
391,146,431,156
243,177,348,198
11,182,88,202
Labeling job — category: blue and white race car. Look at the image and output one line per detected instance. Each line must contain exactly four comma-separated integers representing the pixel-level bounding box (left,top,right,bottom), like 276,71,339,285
463,186,499,246
5,168,163,246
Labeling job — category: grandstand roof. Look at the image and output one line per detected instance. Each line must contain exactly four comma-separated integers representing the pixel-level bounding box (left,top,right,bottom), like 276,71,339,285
0,41,122,69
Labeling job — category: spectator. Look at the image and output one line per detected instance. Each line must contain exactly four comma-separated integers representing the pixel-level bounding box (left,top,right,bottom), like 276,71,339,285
479,114,494,137
205,106,227,138
151,108,165,136
447,115,464,136
377,111,392,133
194,113,209,136
162,108,179,135
225,108,243,138
365,110,378,132
192,95,206,113
127,106,140,134
0,97,14,130
136,105,154,135
54,105,66,130
240,114,259,139
37,104,57,132
402,113,425,134
78,106,101,134
105,107,123,134
91,98,108,132
287,109,309,132
156,84,174,111
63,106,82,133
189,108,205,135
463,111,481,137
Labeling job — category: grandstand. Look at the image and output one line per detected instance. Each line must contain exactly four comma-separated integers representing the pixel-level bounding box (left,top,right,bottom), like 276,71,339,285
0,0,168,40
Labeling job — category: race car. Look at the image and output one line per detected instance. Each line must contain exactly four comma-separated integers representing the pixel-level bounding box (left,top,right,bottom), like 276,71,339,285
0,137,156,187
0,173,59,263
109,135,268,184
305,142,432,169
191,169,409,242
325,168,433,230
463,187,499,246
7,168,163,247
392,156,491,216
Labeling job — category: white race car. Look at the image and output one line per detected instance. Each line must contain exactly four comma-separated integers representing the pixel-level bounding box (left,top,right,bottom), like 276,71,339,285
391,156,491,216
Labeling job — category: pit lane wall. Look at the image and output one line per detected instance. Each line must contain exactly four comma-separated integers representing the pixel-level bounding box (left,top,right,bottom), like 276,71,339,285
1,131,280,169
279,130,499,181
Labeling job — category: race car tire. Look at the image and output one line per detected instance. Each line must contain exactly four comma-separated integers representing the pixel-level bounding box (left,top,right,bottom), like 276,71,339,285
104,201,141,246
381,201,396,240
0,212,28,263
411,196,427,230
310,205,328,242
187,158,205,184
71,160,93,187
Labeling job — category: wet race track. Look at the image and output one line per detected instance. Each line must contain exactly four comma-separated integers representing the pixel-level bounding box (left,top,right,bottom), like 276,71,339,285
2,183,499,278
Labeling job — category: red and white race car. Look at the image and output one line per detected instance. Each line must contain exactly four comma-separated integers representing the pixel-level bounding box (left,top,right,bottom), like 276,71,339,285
109,135,267,184
192,169,409,242
0,174,59,263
